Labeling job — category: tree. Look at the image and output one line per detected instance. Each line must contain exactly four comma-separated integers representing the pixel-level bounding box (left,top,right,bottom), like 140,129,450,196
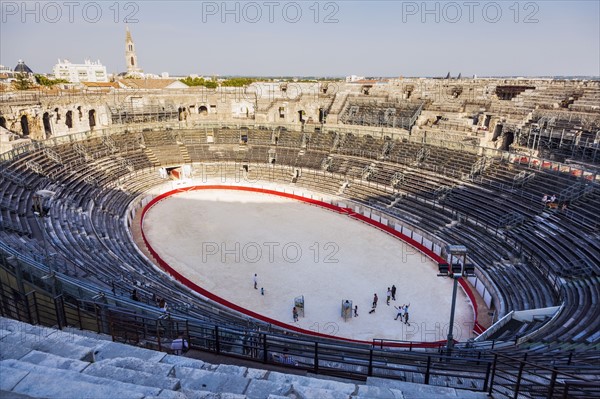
179,76,218,89
221,77,255,87
13,73,32,90
35,74,68,87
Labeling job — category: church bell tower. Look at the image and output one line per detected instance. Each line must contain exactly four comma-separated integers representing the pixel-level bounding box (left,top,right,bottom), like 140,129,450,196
125,26,142,75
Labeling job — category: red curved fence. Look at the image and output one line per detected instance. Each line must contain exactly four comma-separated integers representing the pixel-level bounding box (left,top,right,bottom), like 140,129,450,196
140,185,484,347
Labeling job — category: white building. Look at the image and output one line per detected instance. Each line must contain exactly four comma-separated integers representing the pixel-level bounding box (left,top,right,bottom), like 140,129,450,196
53,59,108,83
346,75,365,83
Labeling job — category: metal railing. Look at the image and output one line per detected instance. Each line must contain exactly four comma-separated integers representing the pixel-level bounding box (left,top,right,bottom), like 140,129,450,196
1,246,598,398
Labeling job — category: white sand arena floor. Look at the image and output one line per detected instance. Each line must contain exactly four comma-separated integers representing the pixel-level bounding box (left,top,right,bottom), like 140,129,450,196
142,188,474,343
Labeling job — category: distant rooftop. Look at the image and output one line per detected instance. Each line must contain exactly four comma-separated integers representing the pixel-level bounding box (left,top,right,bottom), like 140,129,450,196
14,60,33,74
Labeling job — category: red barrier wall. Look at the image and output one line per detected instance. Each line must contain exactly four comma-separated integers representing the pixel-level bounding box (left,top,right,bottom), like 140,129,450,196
140,185,484,346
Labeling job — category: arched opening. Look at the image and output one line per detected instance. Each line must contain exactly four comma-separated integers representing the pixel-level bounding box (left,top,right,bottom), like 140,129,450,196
318,108,326,123
298,110,305,123
492,123,503,142
20,115,30,136
43,112,52,138
65,111,73,129
178,107,186,121
131,57,135,67
501,131,515,151
199,106,208,116
88,109,96,129
0,116,6,129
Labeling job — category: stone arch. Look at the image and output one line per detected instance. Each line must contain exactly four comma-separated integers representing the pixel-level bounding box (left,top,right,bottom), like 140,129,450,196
20,115,30,136
66,111,73,129
88,109,97,129
318,108,326,123
198,105,208,116
178,107,187,121
298,110,305,123
43,112,52,138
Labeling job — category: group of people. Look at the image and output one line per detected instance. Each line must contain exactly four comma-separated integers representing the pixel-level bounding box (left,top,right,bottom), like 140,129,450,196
394,303,411,325
369,284,400,315
542,194,568,210
386,285,397,305
253,273,264,295
542,194,557,205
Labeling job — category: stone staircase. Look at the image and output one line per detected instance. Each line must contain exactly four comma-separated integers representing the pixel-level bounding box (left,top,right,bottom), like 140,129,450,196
0,317,489,399
143,147,161,167
178,143,192,164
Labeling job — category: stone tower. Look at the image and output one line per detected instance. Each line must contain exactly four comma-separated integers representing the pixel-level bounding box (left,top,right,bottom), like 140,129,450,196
125,26,142,75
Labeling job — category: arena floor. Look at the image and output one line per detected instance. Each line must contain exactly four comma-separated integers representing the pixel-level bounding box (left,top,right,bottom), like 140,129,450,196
141,185,474,343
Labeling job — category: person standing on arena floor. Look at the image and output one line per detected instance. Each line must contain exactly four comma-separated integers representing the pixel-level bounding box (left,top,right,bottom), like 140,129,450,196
292,307,299,322
386,287,391,305
253,273,258,289
391,285,397,301
394,305,403,321
372,293,378,308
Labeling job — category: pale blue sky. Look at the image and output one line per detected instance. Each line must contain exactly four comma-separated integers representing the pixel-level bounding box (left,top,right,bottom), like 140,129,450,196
1,1,599,77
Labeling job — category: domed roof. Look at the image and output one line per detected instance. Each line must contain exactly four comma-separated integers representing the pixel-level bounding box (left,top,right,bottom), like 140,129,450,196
14,60,33,74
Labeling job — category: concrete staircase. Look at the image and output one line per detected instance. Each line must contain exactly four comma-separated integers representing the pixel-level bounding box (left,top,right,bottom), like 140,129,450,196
0,317,489,399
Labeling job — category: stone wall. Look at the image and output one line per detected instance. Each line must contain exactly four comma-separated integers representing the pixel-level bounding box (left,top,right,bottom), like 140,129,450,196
1,78,598,154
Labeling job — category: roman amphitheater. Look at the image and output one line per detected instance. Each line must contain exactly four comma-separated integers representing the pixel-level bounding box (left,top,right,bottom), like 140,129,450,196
0,78,598,398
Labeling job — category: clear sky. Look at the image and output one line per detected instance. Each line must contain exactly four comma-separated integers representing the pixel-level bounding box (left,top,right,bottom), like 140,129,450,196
1,1,599,77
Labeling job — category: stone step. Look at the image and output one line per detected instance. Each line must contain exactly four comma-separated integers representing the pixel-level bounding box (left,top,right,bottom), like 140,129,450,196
145,392,188,399
0,390,38,399
0,340,34,361
96,356,175,376
267,371,356,394
244,379,292,398
294,385,352,399
19,350,90,372
0,366,30,392
173,365,250,394
0,359,151,399
355,385,405,399
82,361,181,390
367,377,488,399
92,340,167,363
60,325,114,343
160,354,206,370
179,392,247,399
0,319,108,349
214,364,247,377
0,329,94,362
245,368,268,380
